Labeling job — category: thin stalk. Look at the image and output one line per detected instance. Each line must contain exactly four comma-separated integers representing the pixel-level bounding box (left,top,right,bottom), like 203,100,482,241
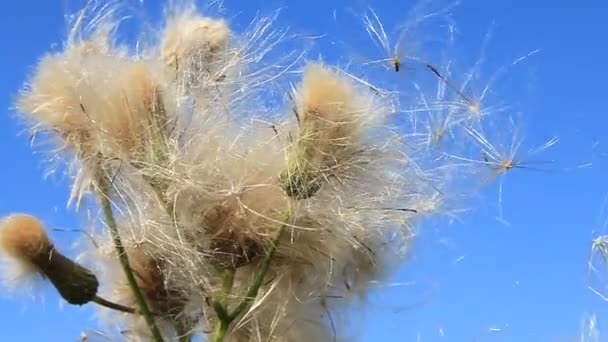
227,222,287,321
141,172,174,215
210,209,290,342
96,173,165,342
425,64,474,104
212,319,229,342
219,268,235,306
175,320,192,342
93,295,138,314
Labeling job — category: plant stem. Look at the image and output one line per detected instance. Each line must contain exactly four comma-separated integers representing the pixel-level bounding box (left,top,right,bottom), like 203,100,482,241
210,209,290,341
219,268,235,306
212,319,229,342
175,320,192,342
93,295,138,314
96,173,165,342
227,222,287,322
130,160,174,217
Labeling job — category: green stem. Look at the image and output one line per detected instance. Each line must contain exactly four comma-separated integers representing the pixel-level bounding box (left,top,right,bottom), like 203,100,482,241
144,174,173,213
210,210,290,342
96,173,165,342
93,295,137,314
227,222,287,321
175,320,192,342
212,319,229,342
219,268,235,306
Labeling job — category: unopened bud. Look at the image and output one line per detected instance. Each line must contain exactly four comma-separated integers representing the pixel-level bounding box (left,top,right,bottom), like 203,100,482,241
0,214,98,305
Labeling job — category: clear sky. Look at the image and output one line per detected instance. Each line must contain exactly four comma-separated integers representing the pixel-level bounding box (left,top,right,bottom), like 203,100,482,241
0,0,607,341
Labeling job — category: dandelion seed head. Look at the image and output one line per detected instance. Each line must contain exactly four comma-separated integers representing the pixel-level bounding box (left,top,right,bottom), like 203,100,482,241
280,62,393,198
161,12,230,70
0,214,99,305
468,102,481,116
0,214,50,296
6,0,552,339
0,214,52,269
17,49,166,160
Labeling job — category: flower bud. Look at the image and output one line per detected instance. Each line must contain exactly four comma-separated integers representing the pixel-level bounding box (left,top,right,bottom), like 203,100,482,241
0,214,98,305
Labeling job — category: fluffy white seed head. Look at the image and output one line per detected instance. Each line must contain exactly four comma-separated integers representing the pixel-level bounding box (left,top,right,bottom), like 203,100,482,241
8,0,547,340
161,12,230,71
0,214,52,272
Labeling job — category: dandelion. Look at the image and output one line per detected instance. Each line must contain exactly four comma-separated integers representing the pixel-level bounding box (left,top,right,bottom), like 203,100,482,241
0,214,99,305
161,8,231,95
0,213,149,320
6,1,550,341
161,11,230,71
17,43,176,207
279,62,392,199
19,53,168,156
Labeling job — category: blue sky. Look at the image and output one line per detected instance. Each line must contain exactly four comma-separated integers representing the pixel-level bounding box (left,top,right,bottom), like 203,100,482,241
0,0,607,341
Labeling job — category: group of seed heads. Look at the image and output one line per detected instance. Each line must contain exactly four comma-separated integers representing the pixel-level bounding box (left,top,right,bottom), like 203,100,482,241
0,2,549,341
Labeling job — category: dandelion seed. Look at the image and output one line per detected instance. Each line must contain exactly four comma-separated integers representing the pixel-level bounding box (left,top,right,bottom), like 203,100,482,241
458,123,556,178
577,162,593,169
592,236,608,263
362,3,457,73
425,63,474,105
580,313,600,342
440,117,556,219
362,8,404,72
589,286,608,302
453,255,465,264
